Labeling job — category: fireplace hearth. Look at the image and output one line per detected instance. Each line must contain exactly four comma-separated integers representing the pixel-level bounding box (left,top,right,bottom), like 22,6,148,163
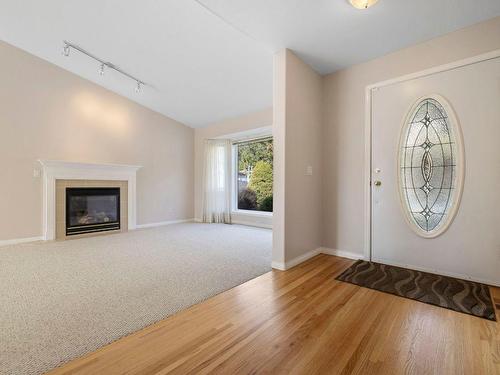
66,187,120,236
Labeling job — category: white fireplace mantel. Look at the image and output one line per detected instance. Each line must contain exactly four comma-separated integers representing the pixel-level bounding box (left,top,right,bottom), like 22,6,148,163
38,160,142,240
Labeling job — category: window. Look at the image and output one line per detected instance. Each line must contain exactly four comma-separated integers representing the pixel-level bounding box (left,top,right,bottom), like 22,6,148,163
235,137,273,212
398,96,463,237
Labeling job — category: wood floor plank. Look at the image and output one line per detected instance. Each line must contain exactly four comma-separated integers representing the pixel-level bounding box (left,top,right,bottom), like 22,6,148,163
48,255,500,375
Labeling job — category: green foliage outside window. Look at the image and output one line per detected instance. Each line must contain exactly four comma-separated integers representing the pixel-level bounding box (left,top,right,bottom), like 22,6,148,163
238,140,273,173
249,161,273,208
237,138,273,212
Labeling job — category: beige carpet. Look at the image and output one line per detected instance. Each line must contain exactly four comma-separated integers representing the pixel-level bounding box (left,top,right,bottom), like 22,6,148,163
0,223,272,375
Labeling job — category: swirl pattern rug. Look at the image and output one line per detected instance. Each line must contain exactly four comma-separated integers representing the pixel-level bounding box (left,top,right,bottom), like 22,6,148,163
336,260,496,321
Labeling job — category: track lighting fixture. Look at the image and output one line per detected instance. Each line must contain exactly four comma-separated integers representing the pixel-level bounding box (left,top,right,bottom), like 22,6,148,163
62,41,146,93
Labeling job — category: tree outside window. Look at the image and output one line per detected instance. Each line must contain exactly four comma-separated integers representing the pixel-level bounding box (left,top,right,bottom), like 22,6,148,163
237,138,273,212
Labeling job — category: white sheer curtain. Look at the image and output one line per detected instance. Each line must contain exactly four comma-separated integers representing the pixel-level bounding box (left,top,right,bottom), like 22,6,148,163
202,139,232,224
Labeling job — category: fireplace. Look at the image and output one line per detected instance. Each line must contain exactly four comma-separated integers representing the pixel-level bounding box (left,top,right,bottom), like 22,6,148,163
66,187,121,236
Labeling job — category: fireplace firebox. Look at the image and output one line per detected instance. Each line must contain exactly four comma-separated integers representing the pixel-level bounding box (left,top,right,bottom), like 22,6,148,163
66,187,120,236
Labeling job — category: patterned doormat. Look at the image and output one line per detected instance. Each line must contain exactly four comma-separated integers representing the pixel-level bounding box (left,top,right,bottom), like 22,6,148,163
336,260,496,321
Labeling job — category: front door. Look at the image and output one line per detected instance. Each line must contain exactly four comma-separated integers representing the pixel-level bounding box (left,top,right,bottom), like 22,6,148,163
371,56,500,286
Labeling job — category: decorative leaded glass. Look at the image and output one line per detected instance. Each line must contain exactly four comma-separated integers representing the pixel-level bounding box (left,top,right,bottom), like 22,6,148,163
399,97,461,236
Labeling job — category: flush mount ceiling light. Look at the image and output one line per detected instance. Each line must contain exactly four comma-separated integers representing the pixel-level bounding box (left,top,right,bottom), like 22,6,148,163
349,0,379,9
62,40,146,94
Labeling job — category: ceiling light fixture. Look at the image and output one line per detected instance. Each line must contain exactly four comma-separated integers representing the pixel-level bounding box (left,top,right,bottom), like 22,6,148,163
349,0,379,9
62,41,146,93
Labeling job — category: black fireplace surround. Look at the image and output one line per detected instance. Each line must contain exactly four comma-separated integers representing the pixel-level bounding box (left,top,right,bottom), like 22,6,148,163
66,187,120,236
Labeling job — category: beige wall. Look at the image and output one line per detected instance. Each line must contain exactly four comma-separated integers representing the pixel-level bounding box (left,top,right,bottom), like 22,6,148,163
0,41,194,241
322,16,500,256
193,108,273,224
273,50,323,266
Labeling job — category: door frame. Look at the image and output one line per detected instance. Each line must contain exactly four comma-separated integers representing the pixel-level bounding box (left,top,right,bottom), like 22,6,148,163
363,48,500,261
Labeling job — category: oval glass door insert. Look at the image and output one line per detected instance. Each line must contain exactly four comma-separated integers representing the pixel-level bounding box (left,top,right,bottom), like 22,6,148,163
398,96,464,238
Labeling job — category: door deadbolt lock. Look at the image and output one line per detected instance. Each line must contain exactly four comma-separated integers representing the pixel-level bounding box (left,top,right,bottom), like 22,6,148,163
373,180,382,186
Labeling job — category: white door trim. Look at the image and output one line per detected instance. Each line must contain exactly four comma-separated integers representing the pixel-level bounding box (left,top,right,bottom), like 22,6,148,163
364,48,500,261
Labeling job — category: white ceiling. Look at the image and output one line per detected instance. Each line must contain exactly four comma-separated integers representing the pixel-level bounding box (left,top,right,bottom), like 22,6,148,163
1,1,499,128
0,1,273,128
200,0,500,74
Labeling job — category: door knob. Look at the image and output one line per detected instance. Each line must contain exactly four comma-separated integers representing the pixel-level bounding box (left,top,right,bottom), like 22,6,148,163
374,180,382,186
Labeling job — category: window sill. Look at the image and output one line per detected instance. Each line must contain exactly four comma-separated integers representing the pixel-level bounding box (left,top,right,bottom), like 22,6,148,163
232,210,273,218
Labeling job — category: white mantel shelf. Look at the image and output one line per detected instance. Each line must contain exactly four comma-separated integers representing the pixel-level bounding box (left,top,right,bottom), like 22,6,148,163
38,160,142,241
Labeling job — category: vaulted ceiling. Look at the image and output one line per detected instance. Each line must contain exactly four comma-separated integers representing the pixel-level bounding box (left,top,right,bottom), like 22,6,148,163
1,1,499,127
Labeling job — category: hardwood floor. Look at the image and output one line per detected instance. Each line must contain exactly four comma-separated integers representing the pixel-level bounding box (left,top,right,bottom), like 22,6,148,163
50,254,499,375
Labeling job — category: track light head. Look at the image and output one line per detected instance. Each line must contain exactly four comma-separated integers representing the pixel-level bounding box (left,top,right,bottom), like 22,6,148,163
99,63,105,76
62,44,70,57
135,81,143,94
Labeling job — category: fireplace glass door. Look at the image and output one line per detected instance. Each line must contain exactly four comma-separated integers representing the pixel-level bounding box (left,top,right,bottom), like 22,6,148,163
66,187,120,235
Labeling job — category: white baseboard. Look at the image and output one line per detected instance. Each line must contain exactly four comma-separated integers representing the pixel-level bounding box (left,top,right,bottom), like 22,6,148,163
193,217,272,229
0,220,193,247
271,261,286,270
272,247,366,271
135,218,194,229
286,248,322,269
320,248,365,261
0,236,44,247
272,248,321,271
